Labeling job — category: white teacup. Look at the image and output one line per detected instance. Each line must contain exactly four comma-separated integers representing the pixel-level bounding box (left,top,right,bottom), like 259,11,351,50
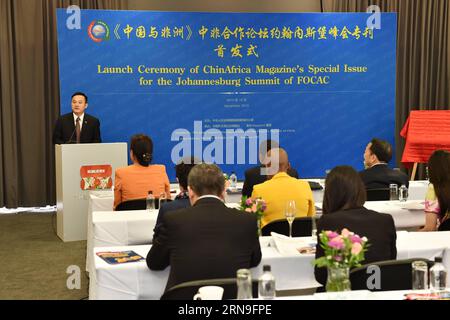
193,286,224,300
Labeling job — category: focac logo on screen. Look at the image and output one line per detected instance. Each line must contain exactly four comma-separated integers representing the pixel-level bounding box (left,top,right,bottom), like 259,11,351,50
88,20,110,42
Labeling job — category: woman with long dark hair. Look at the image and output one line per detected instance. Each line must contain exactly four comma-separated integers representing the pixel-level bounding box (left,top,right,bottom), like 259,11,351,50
114,134,171,209
314,166,397,286
421,150,450,231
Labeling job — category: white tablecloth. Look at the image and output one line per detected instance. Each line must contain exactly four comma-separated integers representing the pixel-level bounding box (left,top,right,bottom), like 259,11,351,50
86,210,158,273
278,289,439,300
90,237,320,300
309,180,429,204
86,191,115,272
86,203,242,274
315,200,426,230
315,200,425,231
87,184,182,217
87,184,241,226
92,210,158,247
362,200,425,230
90,231,450,300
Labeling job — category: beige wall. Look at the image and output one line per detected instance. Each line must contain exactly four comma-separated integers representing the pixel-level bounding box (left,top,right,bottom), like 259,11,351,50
126,0,321,12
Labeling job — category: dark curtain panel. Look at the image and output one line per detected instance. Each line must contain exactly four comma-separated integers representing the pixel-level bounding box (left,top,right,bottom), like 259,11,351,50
322,0,450,179
0,0,128,208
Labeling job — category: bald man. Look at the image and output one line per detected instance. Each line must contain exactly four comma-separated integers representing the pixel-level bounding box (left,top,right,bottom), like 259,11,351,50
251,148,315,228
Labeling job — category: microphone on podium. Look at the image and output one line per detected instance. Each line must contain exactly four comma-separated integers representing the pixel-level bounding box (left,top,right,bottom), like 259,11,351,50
66,127,77,144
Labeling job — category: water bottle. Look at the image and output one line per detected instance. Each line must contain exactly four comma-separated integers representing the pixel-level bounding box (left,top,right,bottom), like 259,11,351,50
229,172,237,190
310,217,317,246
236,269,253,299
258,265,276,299
146,191,155,210
399,185,408,202
430,257,447,291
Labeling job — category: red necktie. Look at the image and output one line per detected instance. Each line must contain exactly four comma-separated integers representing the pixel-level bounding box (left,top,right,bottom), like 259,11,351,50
75,117,81,143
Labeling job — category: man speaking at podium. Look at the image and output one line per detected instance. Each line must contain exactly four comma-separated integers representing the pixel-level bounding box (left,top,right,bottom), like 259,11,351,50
53,92,102,144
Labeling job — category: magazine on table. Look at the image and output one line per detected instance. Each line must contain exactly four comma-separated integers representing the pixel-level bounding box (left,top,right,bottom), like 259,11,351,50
96,251,145,264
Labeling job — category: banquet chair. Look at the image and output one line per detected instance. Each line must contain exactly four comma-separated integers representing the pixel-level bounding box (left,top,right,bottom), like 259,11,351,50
438,219,450,231
350,258,433,291
115,199,147,211
366,188,390,201
160,278,259,300
261,217,316,237
115,198,172,211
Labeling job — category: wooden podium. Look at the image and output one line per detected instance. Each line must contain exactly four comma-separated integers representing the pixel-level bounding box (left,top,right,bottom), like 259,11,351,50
400,110,450,180
55,143,128,242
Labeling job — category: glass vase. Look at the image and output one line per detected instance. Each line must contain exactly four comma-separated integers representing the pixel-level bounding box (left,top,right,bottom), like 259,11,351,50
257,217,262,237
326,266,351,292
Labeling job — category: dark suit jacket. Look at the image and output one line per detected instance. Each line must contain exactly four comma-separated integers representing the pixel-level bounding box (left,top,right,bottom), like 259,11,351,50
359,164,409,189
147,197,262,291
53,113,101,144
153,198,191,239
242,165,299,198
314,207,397,286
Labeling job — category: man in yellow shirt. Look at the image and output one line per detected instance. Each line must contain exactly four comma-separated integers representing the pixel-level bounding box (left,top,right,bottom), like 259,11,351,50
251,148,315,228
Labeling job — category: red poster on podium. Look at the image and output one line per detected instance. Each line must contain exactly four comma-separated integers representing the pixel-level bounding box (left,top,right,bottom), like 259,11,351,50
80,165,113,190
400,110,450,167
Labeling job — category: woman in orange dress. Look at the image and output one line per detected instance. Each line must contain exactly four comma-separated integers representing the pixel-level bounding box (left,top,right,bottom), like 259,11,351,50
114,134,171,209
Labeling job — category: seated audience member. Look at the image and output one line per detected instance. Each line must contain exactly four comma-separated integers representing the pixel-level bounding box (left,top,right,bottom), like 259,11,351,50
314,166,397,287
153,157,197,238
114,134,171,209
242,140,299,198
420,150,450,231
146,163,262,292
360,138,409,189
251,148,315,228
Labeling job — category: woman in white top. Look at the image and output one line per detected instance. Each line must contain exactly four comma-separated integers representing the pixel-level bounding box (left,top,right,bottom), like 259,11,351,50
420,150,450,231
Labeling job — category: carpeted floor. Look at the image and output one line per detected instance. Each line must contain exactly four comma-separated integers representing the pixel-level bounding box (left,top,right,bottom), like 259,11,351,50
0,213,89,299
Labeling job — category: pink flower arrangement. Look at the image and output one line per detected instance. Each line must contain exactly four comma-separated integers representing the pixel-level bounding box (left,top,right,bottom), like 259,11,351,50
240,196,267,236
240,196,267,219
314,228,369,269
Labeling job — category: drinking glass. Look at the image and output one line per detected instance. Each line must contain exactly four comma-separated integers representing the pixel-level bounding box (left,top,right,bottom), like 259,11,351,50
159,192,167,209
285,200,296,237
412,261,429,290
389,184,398,201
236,269,253,299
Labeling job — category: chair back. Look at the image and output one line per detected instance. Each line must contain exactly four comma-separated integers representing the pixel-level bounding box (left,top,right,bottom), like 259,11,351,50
261,217,315,237
366,188,390,201
115,198,147,211
350,258,433,291
160,278,259,300
115,198,172,211
438,218,450,231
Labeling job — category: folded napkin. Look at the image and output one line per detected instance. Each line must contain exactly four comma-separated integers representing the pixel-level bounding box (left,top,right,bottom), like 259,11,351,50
270,232,316,255
398,200,425,211
225,203,241,209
